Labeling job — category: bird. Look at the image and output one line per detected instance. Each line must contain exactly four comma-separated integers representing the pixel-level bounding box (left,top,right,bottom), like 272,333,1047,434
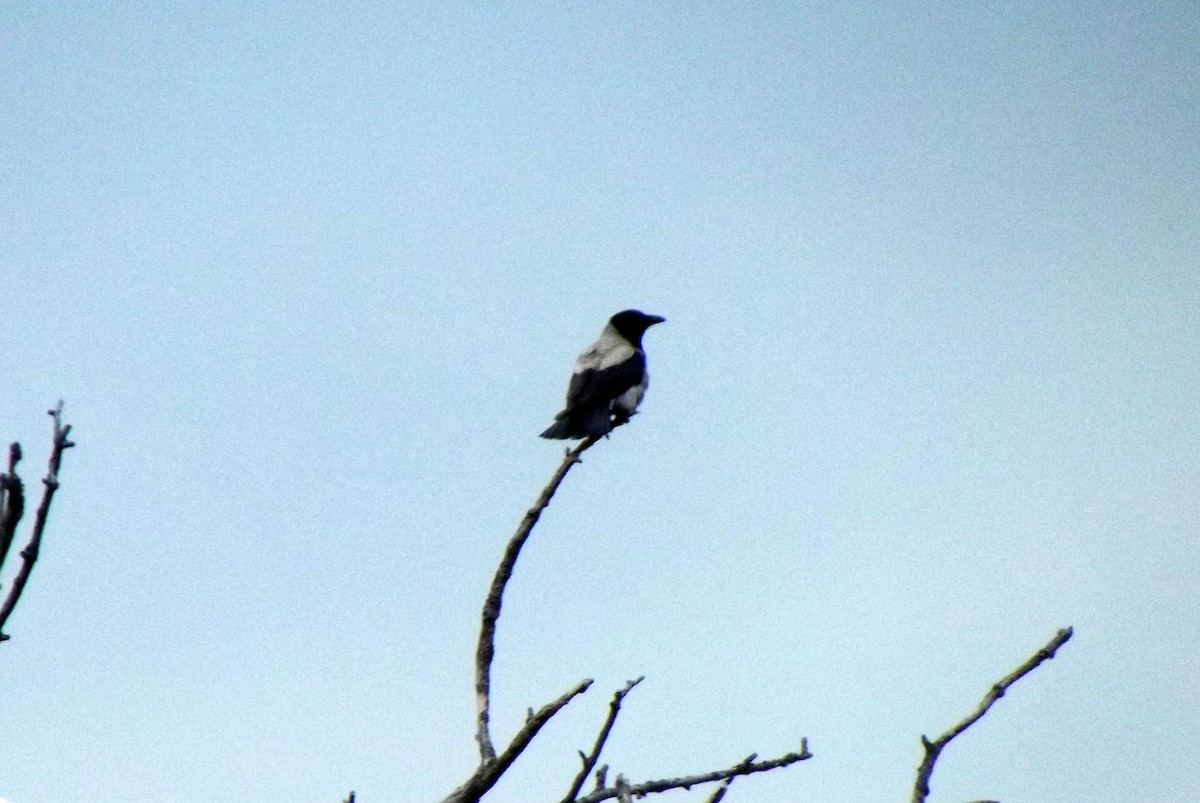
540,310,665,440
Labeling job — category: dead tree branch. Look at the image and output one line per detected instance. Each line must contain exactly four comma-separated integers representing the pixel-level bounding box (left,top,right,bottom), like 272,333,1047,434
911,626,1074,803
442,679,594,803
0,402,75,644
704,776,736,803
574,744,813,803
561,676,644,803
474,436,599,761
440,431,813,802
0,442,25,577
435,437,605,803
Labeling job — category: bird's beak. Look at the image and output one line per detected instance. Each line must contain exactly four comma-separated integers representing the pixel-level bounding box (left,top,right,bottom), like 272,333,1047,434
645,314,666,326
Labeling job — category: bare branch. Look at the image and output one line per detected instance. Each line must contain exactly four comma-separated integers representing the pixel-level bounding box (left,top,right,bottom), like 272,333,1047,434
0,402,75,644
452,426,813,803
911,627,1074,803
576,742,813,803
474,437,599,761
613,775,632,803
442,679,593,803
705,775,736,803
561,676,644,802
493,679,594,780
0,441,25,577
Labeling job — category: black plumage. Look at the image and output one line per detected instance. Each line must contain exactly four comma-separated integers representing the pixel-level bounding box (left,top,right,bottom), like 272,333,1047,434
540,310,665,439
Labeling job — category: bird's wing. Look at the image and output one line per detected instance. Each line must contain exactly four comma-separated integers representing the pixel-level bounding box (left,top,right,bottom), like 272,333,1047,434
563,341,645,413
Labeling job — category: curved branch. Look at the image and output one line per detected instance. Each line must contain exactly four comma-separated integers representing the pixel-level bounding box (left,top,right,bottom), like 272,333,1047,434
912,626,1074,803
474,437,599,761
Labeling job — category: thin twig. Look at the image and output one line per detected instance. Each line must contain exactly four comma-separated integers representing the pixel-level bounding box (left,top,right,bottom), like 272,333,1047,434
911,627,1074,803
0,402,75,643
442,679,594,803
474,437,599,762
492,680,594,781
575,742,813,803
561,676,644,802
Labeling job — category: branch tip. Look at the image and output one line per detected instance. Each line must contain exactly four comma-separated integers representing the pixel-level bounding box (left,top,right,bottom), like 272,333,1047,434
911,626,1075,803
560,675,645,802
0,402,74,645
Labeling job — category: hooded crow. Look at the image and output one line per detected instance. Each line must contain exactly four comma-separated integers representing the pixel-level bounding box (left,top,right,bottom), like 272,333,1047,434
540,310,665,440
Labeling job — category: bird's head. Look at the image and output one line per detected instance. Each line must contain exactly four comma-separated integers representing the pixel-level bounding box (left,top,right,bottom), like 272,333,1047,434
608,309,666,346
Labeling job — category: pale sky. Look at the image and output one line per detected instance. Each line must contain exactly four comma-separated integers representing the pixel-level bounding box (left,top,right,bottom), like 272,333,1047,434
1,3,1197,802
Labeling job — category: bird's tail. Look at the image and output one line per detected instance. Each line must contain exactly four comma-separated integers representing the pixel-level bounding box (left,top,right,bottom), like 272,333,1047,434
540,408,613,440
539,418,574,439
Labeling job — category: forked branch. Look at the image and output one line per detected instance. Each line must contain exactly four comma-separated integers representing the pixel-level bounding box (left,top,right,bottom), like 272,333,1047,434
911,626,1074,803
442,679,594,803
444,430,815,803
439,438,601,803
574,744,813,803
0,401,75,643
561,676,644,803
474,436,599,761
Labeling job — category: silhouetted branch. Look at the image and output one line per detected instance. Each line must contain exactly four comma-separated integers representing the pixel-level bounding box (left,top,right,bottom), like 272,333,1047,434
442,679,593,803
0,442,25,577
561,676,644,803
0,402,74,644
474,436,599,762
446,430,814,802
911,626,1074,803
705,776,736,803
575,743,813,803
